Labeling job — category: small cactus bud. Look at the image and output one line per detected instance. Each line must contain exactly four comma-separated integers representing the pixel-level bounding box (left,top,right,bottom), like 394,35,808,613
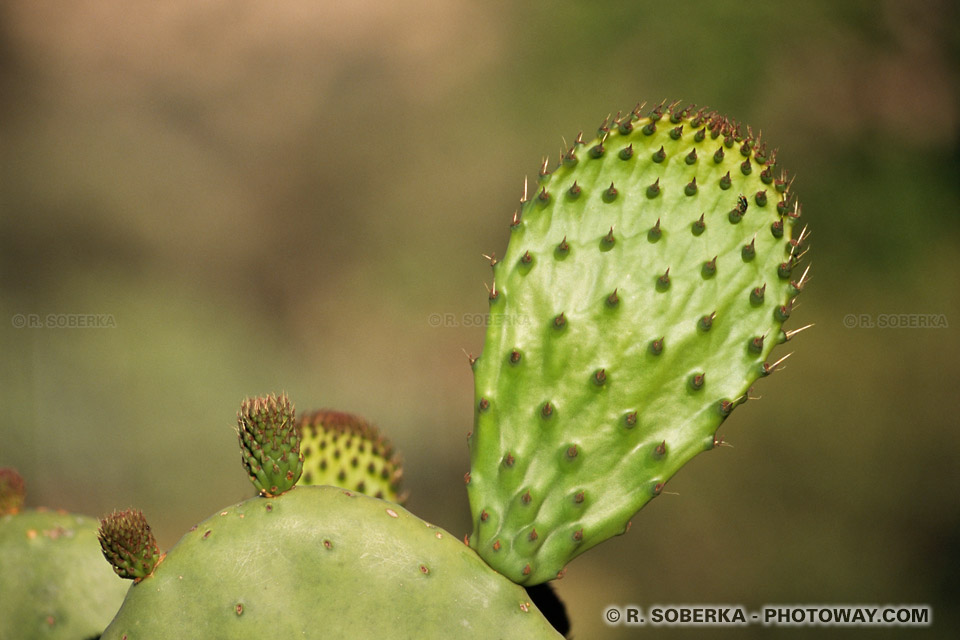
237,393,302,497
98,509,161,582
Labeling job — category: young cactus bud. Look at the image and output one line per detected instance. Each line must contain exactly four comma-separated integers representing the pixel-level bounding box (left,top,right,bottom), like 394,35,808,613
298,409,406,504
0,468,25,516
98,509,161,582
238,393,303,497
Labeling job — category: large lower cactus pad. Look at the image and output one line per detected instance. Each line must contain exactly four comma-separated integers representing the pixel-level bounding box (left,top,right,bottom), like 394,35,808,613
467,103,806,584
0,509,130,639
102,486,561,639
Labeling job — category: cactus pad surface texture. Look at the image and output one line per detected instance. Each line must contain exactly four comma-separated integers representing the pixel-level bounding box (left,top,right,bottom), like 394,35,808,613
100,486,561,639
0,469,130,640
467,102,808,584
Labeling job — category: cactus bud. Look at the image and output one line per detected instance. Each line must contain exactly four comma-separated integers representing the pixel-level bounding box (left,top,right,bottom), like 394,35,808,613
237,393,302,497
98,509,161,582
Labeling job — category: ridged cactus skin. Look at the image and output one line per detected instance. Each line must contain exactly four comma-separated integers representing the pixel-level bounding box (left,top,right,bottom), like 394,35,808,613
298,409,405,503
0,468,130,639
101,486,561,639
467,103,808,584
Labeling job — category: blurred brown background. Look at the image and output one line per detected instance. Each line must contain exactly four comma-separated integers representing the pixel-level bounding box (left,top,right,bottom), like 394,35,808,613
1,0,957,637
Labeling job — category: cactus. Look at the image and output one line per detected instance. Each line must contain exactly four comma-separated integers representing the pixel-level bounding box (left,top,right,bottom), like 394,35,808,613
466,102,808,584
98,395,561,639
0,467,130,640
94,101,808,636
298,409,406,503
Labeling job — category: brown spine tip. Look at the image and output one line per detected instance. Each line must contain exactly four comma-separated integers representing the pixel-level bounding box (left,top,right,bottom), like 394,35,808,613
654,440,667,458
656,268,670,291
541,401,554,419
692,213,705,235
593,368,607,385
602,227,616,246
649,337,664,355
646,178,661,198
606,289,620,307
625,411,639,427
648,218,662,241
603,184,618,203
699,311,716,331
702,256,717,277
690,373,705,390
553,312,567,329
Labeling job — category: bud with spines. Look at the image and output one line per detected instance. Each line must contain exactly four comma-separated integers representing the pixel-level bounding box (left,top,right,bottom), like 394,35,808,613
237,393,303,497
98,509,162,581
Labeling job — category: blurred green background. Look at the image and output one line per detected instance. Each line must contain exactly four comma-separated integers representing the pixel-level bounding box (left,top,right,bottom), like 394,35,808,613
1,0,957,637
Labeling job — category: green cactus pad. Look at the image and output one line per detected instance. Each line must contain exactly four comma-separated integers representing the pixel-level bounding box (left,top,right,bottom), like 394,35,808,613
298,409,406,503
101,486,561,639
237,393,303,497
98,508,162,581
467,103,808,584
0,507,130,639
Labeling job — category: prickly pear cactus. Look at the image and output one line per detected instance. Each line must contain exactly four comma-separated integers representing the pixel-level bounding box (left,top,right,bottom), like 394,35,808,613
298,409,405,503
466,102,809,584
0,468,130,640
98,397,561,639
